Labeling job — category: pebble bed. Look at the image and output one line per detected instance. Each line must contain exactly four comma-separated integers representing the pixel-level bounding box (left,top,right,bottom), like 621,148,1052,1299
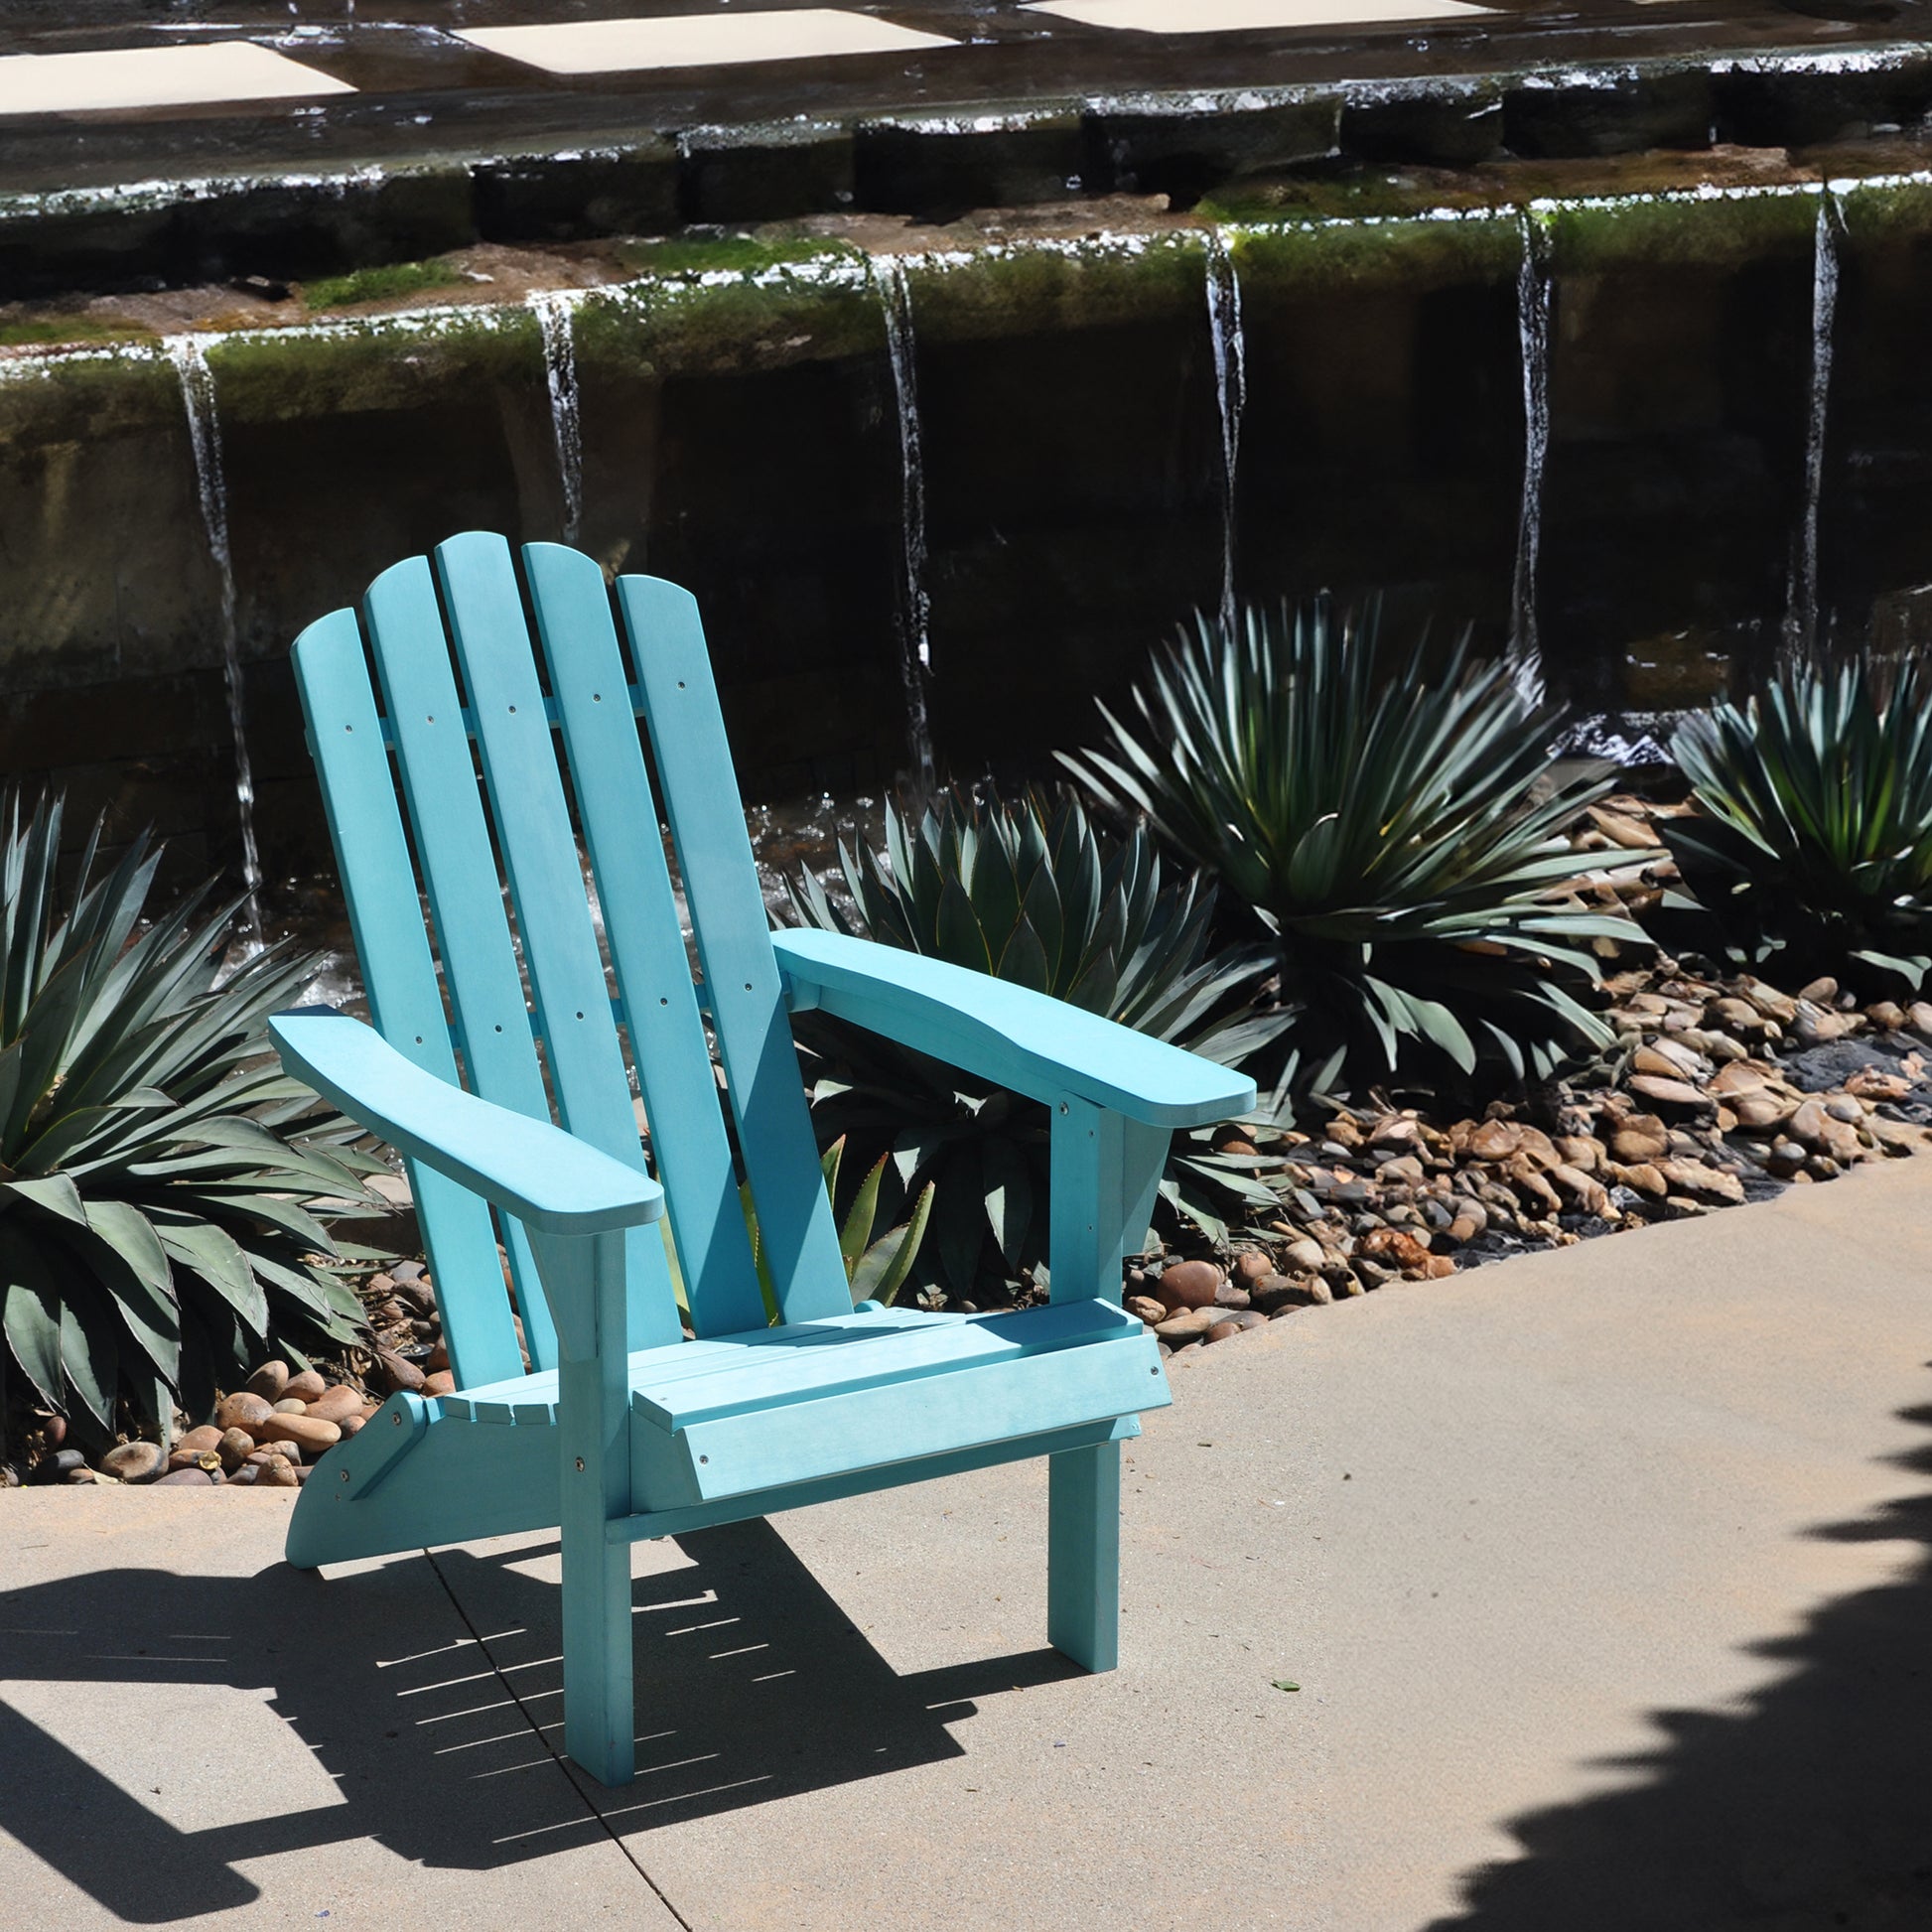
12,801,1932,1481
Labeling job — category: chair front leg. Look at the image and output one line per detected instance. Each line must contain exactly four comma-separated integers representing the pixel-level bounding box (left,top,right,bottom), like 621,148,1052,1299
532,1226,637,1786
1044,1099,1170,1672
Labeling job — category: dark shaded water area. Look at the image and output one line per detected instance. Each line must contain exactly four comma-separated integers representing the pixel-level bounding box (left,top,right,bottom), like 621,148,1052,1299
6,139,1932,898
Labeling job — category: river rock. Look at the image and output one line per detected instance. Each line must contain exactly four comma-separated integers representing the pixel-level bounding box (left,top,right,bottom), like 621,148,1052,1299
1608,1113,1670,1164
271,1397,308,1415
255,1413,342,1455
306,1385,362,1425
1549,1164,1610,1216
339,1413,368,1440
1613,1161,1669,1197
423,1370,458,1398
178,1424,223,1456
216,1427,256,1470
1908,1002,1932,1036
1250,1273,1314,1313
1730,1090,1793,1133
1155,1307,1217,1344
1125,1294,1167,1326
1156,1259,1224,1310
374,1347,427,1395
1279,1237,1327,1275
244,1359,291,1402
256,1454,299,1488
284,1369,328,1403
214,1391,275,1436
1356,1226,1432,1272
156,1465,219,1486
1634,1039,1703,1082
1232,1250,1274,1288
100,1441,165,1483
1627,1074,1712,1113
1660,1158,1745,1204
1740,978,1799,1025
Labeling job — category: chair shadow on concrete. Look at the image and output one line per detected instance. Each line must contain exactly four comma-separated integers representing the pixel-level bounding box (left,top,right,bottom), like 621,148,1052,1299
1435,1393,1932,1930
0,1516,1074,1924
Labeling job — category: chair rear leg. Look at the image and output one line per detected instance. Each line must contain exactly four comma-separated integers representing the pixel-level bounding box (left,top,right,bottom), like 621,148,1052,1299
1047,1440,1120,1671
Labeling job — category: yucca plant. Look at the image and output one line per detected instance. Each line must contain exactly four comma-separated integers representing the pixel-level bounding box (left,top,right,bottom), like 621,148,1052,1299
782,785,1292,1299
1058,601,1645,1091
1662,652,1932,988
0,794,382,1460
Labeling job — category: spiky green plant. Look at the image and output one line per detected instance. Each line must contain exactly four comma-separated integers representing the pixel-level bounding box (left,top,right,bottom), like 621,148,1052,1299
0,795,382,1458
1662,652,1932,988
782,785,1292,1300
1058,601,1644,1090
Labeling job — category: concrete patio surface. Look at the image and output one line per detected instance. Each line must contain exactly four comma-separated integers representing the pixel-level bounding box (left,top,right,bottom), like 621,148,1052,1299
4,1156,1930,1930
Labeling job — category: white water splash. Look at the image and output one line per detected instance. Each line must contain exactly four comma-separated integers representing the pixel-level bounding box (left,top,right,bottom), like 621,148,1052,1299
874,255,936,796
1202,228,1247,638
1510,207,1553,709
1786,188,1841,656
530,289,586,546
167,333,263,945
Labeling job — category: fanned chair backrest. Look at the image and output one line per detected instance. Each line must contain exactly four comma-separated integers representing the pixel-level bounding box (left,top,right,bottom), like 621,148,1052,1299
292,533,850,1387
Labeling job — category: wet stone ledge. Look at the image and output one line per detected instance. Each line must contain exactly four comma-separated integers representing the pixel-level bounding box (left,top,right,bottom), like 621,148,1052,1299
3,164,1932,877
2,45,1931,302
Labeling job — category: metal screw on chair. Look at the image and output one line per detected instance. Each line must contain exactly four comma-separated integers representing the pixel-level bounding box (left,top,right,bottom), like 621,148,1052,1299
340,1468,350,1482
392,1412,404,1426
575,1457,586,1471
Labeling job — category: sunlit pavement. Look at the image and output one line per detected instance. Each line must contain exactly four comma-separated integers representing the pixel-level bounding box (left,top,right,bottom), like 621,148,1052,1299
5,1153,1931,1929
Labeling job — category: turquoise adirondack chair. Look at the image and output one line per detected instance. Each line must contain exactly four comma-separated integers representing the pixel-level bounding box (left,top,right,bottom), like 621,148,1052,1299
269,533,1255,1787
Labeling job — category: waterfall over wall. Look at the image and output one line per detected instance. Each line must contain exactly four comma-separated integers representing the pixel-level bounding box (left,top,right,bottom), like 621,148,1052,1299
1202,228,1247,640
874,254,937,795
1511,207,1553,710
167,333,263,940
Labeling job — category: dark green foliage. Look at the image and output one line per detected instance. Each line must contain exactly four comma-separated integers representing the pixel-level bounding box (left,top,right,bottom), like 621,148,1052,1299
0,796,382,1453
1662,653,1932,989
1059,602,1640,1091
781,786,1291,1299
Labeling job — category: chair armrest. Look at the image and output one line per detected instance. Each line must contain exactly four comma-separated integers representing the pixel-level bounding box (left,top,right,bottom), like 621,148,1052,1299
770,929,1257,1130
270,1007,663,1236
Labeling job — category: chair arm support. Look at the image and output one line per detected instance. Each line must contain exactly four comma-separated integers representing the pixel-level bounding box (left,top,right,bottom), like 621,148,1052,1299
771,929,1257,1130
270,1007,663,1237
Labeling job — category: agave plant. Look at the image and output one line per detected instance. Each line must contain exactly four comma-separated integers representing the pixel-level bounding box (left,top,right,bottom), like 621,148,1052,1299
0,794,382,1458
1662,652,1932,988
782,785,1292,1299
742,1137,934,1310
1058,600,1644,1090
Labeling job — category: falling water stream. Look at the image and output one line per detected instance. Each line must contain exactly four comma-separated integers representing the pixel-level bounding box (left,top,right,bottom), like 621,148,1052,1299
873,254,937,796
168,333,263,944
1787,187,1841,656
1510,208,1553,708
1202,228,1247,639
530,289,586,546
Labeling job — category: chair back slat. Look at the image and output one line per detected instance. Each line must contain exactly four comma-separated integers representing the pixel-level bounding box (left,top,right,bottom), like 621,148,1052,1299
524,543,768,1339
432,533,682,1355
360,556,572,1367
290,608,527,1389
616,574,850,1326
